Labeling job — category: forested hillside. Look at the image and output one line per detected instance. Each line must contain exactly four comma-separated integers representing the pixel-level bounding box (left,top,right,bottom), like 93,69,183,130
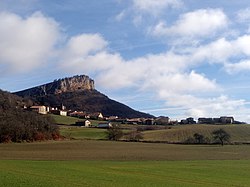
0,90,59,143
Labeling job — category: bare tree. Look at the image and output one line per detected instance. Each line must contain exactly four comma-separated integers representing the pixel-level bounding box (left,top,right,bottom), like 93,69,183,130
193,133,204,144
106,124,123,141
212,129,230,146
127,131,143,142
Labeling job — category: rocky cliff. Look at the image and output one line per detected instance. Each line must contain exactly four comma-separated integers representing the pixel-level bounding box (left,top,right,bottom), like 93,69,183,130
14,75,154,118
15,75,95,97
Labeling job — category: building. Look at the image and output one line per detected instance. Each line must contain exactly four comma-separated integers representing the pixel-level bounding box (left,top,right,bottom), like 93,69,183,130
59,110,67,116
69,111,90,119
220,116,234,124
97,122,112,128
180,117,196,124
106,116,118,121
30,106,47,115
90,112,103,120
198,118,214,124
126,118,143,125
75,120,91,127
145,119,154,125
154,116,170,125
51,109,67,116
198,116,234,124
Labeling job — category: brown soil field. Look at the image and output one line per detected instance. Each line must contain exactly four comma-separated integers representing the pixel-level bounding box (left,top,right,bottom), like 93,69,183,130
1,140,250,161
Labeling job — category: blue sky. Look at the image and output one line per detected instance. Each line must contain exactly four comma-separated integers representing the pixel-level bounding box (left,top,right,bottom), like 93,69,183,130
1,0,250,122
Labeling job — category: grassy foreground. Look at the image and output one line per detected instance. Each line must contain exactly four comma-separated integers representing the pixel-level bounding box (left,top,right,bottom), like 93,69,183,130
1,160,250,187
1,140,250,160
1,139,250,186
1,140,250,186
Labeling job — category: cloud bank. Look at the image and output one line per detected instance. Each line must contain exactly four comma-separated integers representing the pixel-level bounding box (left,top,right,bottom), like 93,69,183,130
0,11,60,74
1,7,250,121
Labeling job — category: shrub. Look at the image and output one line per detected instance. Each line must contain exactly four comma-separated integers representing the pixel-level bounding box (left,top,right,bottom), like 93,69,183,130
126,131,143,142
0,89,60,143
193,133,205,144
0,109,59,143
106,124,123,141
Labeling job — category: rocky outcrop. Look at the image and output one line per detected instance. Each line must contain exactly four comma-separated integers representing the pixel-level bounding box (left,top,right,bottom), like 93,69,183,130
15,75,95,97
14,75,154,118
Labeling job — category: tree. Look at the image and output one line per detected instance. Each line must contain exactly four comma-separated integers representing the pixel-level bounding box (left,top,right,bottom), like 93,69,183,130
193,133,204,144
212,129,230,146
106,124,123,141
127,131,143,142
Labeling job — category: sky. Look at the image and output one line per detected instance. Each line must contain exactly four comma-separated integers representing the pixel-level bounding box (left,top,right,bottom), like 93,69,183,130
1,0,250,122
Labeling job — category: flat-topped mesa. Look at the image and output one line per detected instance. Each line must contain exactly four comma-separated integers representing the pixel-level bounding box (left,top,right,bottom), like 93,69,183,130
15,75,95,97
54,75,95,94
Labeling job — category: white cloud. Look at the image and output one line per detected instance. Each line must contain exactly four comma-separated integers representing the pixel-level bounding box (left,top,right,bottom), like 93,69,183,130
0,0,38,13
115,10,126,22
237,8,250,22
225,60,250,74
96,52,189,89
64,34,107,57
191,38,234,64
0,11,60,73
142,71,218,96
115,0,183,26
133,0,183,15
234,35,250,56
55,29,250,121
60,34,123,76
188,95,246,119
188,35,250,73
151,9,228,39
1,9,249,122
160,93,246,119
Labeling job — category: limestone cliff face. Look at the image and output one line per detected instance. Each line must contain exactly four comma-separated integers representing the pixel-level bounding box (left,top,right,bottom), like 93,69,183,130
15,75,95,97
53,75,95,94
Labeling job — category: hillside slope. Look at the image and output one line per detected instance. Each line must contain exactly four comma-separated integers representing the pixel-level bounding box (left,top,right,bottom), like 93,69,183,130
14,75,153,118
0,89,58,143
142,124,250,143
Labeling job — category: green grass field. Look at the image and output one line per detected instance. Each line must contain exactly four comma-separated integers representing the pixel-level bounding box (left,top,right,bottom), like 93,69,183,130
60,126,107,140
50,114,79,125
2,118,250,186
51,114,250,143
1,140,250,186
1,140,250,160
58,121,250,144
1,159,250,187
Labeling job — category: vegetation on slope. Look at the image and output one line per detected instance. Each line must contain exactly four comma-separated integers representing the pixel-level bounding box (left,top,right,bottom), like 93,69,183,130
142,124,250,144
0,90,59,143
15,88,153,118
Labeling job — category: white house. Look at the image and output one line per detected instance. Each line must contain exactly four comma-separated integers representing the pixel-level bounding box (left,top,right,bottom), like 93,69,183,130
75,120,91,127
90,112,104,119
60,110,67,116
84,120,91,127
30,106,47,115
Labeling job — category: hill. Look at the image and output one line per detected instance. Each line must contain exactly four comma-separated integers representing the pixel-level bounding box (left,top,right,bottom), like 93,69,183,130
0,89,59,143
142,124,250,143
14,75,153,118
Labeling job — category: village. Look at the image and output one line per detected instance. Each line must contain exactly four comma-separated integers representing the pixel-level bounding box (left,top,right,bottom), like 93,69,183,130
27,104,245,128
